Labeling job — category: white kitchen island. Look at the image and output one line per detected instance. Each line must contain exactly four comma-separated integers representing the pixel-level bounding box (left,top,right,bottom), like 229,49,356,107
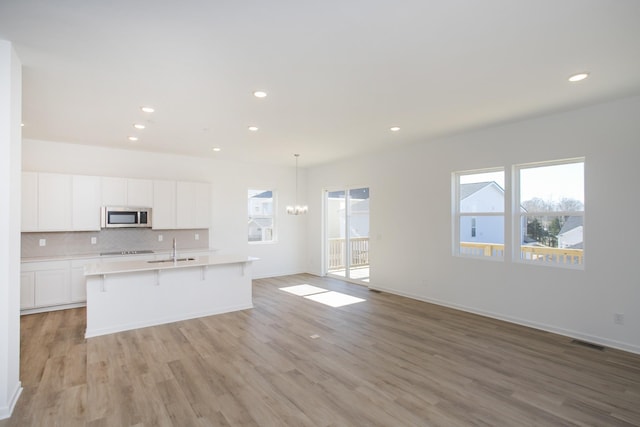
84,254,257,338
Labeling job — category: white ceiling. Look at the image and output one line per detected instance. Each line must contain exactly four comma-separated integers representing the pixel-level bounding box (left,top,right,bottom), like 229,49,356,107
1,0,639,167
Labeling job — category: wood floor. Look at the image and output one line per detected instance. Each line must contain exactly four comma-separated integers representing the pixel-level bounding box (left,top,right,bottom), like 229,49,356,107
2,274,640,426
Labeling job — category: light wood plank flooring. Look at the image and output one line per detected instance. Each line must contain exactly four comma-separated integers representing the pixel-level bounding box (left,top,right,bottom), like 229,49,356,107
2,274,640,426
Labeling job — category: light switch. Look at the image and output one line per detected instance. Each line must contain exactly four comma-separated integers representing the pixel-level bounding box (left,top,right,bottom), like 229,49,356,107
195,233,199,241
39,239,46,247
91,237,97,245
158,235,163,242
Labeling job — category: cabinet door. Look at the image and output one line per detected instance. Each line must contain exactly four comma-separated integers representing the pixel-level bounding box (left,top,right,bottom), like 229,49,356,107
70,267,87,303
176,181,197,228
153,180,176,229
38,173,72,231
20,272,36,310
21,172,38,231
127,179,153,207
72,175,101,231
177,181,211,229
34,269,71,307
194,182,211,229
101,177,127,206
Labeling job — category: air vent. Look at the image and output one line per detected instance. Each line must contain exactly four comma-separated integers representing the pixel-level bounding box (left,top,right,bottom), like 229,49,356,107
571,339,605,351
369,289,382,293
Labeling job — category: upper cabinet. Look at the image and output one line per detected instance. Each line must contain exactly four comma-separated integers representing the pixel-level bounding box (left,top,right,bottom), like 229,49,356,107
177,181,211,229
101,177,152,207
21,172,38,232
127,179,153,207
38,173,72,231
152,180,176,229
22,172,210,232
154,180,211,230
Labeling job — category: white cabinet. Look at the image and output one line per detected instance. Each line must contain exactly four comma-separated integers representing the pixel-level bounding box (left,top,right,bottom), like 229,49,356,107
38,173,72,231
176,181,211,229
20,272,36,310
35,268,71,307
21,172,38,232
72,175,101,230
152,180,176,229
178,181,211,229
21,261,71,310
102,177,153,207
101,177,127,206
127,179,153,207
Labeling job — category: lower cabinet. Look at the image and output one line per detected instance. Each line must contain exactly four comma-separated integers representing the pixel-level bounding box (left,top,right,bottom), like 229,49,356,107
21,260,72,310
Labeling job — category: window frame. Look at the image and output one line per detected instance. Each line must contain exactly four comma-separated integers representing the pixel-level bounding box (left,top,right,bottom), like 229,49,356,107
453,167,506,260
248,188,277,244
513,158,585,269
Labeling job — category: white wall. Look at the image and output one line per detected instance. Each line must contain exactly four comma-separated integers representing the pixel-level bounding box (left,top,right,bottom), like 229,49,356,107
0,40,22,419
306,95,640,354
22,140,307,279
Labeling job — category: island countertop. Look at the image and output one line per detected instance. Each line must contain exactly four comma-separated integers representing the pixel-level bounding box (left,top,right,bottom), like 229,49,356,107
84,254,259,276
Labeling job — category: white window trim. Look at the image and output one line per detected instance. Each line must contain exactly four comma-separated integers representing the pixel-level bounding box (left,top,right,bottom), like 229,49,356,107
512,158,585,270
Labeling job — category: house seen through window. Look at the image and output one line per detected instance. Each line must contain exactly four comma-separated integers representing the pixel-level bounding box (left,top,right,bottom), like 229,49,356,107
248,189,275,243
517,159,584,266
455,169,505,259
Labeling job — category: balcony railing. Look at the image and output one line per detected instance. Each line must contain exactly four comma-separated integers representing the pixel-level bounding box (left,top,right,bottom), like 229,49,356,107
328,237,369,269
460,242,583,265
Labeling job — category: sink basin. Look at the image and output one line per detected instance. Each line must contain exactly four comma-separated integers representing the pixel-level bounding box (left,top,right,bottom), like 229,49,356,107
147,257,196,263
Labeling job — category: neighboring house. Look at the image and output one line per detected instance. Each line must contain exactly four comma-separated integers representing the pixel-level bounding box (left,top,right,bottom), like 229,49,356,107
558,216,583,249
248,191,274,242
459,181,505,244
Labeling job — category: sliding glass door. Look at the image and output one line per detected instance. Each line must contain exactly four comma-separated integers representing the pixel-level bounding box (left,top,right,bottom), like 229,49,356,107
325,187,370,284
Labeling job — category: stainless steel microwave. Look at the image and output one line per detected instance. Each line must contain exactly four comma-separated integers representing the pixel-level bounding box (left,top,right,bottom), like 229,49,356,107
101,206,152,228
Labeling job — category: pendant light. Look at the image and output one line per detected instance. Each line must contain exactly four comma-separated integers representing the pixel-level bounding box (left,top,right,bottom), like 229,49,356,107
286,154,308,215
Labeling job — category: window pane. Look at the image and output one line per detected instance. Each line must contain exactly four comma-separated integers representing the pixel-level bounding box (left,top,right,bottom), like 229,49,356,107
518,160,584,267
459,171,505,213
456,169,505,259
248,189,275,242
520,162,584,212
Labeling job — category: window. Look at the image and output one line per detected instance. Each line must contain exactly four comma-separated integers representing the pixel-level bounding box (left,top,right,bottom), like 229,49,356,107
454,169,505,259
516,159,584,267
248,189,275,243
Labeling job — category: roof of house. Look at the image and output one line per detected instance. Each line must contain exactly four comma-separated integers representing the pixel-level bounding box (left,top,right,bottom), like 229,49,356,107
559,216,583,234
460,181,503,200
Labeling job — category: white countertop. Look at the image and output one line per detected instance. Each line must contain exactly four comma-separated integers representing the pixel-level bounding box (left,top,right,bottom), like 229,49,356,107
22,248,217,263
84,254,258,276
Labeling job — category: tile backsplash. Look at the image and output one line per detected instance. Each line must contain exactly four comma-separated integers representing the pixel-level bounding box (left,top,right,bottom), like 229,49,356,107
22,228,209,258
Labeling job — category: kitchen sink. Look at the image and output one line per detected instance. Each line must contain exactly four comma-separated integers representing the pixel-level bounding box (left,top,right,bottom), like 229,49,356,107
147,257,196,263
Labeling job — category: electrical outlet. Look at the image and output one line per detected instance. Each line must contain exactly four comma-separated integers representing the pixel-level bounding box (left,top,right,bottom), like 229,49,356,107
39,239,46,247
158,235,163,242
614,313,625,325
195,233,199,241
91,237,97,245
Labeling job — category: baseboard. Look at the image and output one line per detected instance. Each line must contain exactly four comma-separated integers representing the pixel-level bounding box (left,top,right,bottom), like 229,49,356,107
0,381,22,420
368,285,640,356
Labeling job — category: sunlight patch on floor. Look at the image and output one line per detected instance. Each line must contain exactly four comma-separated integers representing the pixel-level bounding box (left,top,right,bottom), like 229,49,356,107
279,284,366,307
304,291,366,308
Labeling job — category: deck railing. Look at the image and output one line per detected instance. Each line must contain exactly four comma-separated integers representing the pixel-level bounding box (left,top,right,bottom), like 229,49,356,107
328,237,369,269
460,242,583,265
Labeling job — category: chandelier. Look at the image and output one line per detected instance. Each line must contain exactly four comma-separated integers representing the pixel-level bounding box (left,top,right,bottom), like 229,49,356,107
286,154,308,215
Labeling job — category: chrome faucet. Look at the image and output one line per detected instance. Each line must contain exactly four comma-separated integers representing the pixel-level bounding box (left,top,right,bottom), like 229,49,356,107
172,238,177,261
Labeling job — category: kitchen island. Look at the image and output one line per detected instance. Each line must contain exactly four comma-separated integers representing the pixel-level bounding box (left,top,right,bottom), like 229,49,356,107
84,254,257,338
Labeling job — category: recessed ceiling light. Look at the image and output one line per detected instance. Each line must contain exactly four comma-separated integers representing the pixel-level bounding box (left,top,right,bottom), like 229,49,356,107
568,73,589,82
248,126,259,132
140,106,155,113
128,136,139,142
212,147,221,152
253,91,267,98
21,123,25,127
133,123,146,130
390,126,401,132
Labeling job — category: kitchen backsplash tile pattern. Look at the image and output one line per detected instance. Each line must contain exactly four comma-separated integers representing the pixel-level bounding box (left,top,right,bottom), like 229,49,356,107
22,229,209,258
